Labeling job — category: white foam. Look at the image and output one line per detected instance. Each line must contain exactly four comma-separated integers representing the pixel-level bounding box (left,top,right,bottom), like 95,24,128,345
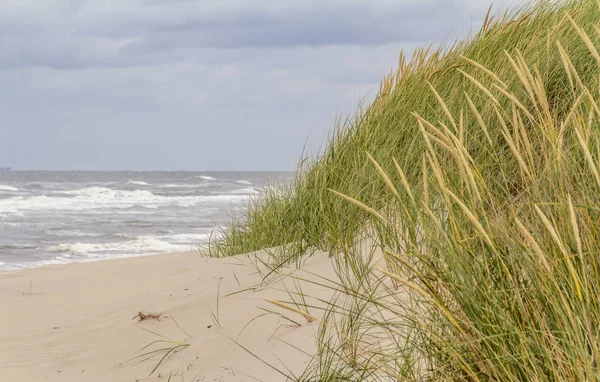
113,233,132,239
126,180,150,186
46,235,188,255
58,186,153,199
46,229,103,238
235,180,252,185
0,242,199,269
0,187,251,215
0,258,61,270
229,187,261,195
156,184,206,188
0,185,19,192
1,222,21,227
163,233,210,244
196,175,216,181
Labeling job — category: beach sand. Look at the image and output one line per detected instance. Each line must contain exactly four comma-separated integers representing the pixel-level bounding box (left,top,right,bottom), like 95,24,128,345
0,250,337,381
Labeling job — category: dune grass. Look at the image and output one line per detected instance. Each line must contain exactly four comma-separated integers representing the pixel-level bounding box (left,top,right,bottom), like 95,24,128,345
211,0,600,379
210,0,600,264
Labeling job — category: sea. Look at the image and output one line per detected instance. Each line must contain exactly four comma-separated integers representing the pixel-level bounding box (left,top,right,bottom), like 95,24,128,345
0,171,292,270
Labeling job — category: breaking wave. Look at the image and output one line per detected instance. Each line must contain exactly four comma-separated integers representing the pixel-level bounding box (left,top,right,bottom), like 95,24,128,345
126,180,150,186
45,236,190,255
229,187,261,195
0,185,19,192
0,186,251,215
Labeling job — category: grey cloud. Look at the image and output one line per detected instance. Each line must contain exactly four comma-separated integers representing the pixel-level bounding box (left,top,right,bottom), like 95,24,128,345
0,0,528,170
0,0,483,70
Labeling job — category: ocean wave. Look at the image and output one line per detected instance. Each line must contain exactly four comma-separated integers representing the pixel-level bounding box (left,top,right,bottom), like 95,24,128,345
229,187,261,195
58,186,154,199
195,175,216,181
45,235,189,255
156,184,207,188
163,233,210,244
1,222,21,227
235,180,252,185
0,235,201,269
0,244,37,250
24,183,45,189
45,229,104,238
0,258,63,270
112,233,133,239
0,187,250,214
126,180,150,186
0,185,19,192
0,257,74,270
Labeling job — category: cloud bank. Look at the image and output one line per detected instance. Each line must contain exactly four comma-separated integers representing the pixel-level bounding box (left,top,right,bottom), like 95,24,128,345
0,0,524,170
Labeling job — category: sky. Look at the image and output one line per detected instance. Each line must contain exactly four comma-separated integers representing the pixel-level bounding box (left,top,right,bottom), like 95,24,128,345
0,0,525,171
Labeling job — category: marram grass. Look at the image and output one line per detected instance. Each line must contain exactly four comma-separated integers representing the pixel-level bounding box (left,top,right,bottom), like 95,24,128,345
211,0,600,380
210,0,600,262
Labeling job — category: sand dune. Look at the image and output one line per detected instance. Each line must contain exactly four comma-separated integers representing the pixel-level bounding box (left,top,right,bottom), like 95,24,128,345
0,250,337,381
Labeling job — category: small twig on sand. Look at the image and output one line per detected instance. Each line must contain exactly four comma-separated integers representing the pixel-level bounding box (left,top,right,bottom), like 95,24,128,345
133,311,162,321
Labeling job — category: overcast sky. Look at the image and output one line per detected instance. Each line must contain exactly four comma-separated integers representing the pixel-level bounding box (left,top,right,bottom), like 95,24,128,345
0,0,524,171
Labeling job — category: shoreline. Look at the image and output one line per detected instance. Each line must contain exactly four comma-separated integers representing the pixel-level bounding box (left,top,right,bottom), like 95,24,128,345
0,247,208,274
0,248,336,381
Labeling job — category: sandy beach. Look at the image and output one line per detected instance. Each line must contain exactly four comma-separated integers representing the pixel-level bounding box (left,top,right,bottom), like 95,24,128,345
0,250,337,381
